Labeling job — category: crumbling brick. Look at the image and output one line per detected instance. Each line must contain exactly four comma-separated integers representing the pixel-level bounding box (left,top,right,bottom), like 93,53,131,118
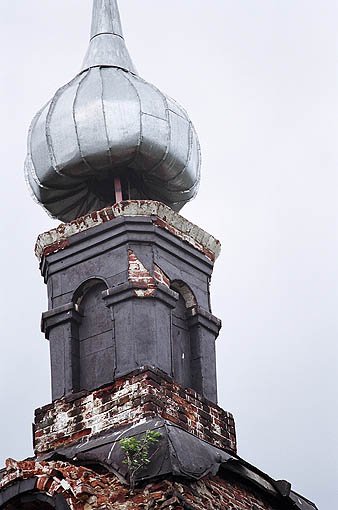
0,458,282,510
34,367,237,455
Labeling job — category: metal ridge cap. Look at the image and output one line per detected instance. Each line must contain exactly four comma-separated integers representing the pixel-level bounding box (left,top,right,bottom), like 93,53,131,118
34,201,221,262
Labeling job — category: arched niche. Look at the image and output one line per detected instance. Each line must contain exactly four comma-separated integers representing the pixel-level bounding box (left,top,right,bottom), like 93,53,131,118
1,485,70,510
170,281,197,390
4,495,54,510
72,277,115,392
171,281,197,309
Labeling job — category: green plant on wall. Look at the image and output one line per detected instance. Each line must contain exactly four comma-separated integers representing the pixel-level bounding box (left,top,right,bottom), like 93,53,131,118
120,430,161,492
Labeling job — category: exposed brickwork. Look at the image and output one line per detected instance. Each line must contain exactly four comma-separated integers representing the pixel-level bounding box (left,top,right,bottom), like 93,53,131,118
180,476,277,510
35,200,221,262
153,264,171,288
1,458,122,510
153,217,216,262
128,249,157,297
0,459,281,510
128,250,170,297
34,368,236,455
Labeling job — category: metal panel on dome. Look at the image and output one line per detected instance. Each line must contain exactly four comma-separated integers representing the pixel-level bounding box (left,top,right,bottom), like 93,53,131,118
132,77,168,120
137,114,169,171
159,112,191,180
46,188,90,220
166,96,189,119
47,76,85,177
167,125,201,191
30,107,54,186
101,68,140,165
73,68,112,172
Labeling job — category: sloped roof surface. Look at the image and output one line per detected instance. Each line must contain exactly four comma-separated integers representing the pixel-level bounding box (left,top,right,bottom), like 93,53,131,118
37,418,318,510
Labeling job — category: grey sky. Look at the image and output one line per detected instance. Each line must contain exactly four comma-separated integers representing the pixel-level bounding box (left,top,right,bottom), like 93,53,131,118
0,1,337,508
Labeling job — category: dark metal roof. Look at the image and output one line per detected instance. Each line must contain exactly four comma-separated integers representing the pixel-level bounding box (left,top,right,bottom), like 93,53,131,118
37,418,318,510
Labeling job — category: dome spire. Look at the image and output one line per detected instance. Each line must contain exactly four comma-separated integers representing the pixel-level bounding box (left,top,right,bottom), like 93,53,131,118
81,0,137,74
25,0,201,222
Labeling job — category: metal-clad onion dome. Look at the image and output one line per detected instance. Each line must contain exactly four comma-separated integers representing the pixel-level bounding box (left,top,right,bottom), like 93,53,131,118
25,0,201,222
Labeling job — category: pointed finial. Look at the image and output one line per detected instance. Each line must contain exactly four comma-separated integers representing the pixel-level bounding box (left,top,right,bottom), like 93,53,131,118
81,0,137,74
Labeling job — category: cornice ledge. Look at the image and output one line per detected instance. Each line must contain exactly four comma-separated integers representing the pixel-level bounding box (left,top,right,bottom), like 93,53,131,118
35,201,221,263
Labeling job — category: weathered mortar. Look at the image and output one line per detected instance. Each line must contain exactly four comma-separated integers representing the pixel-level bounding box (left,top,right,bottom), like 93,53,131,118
34,368,236,455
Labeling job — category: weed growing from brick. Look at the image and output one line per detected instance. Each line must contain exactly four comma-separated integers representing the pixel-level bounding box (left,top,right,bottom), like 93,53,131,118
120,430,161,492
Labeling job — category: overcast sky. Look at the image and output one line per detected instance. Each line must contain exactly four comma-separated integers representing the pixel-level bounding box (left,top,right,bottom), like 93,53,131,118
0,1,337,508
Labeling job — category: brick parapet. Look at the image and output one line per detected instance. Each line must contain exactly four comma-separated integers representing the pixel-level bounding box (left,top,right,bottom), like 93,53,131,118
34,367,236,455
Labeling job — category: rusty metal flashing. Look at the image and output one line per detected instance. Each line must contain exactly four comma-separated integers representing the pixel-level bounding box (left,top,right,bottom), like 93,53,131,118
35,200,221,262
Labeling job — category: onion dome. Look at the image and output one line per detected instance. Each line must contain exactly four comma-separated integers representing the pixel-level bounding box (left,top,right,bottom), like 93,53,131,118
25,0,201,222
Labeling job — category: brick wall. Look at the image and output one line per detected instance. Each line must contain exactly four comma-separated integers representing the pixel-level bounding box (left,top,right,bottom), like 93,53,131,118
34,367,236,455
127,249,171,297
0,459,280,510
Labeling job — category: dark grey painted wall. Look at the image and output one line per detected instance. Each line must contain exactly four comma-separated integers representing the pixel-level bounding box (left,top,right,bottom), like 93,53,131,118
41,216,221,403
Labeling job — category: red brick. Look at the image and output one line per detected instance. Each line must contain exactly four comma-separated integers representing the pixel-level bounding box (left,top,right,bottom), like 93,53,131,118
34,369,237,455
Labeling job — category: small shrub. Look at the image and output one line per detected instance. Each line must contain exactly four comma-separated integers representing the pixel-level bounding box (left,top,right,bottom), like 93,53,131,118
120,430,161,491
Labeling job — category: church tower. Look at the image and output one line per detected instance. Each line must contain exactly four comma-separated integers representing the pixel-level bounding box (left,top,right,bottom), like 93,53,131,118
0,2,318,510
